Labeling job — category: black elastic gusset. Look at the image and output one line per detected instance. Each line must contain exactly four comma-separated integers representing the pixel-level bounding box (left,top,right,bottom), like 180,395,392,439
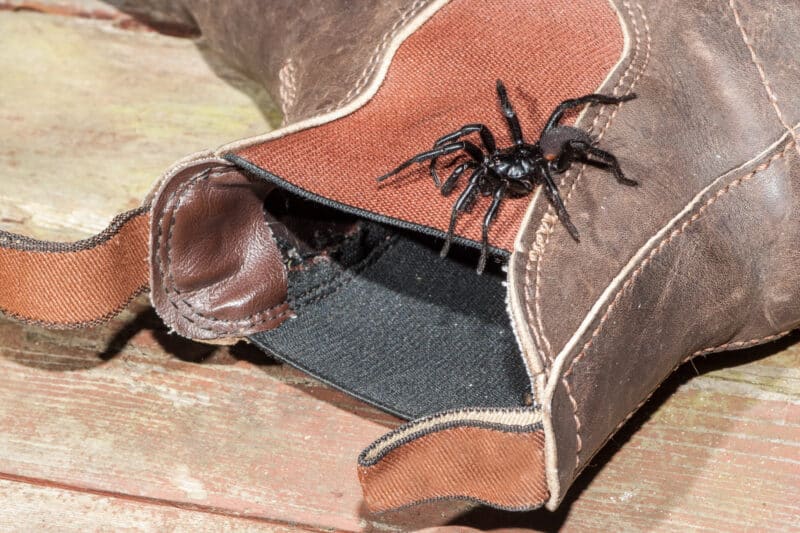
226,153,511,260
249,225,530,420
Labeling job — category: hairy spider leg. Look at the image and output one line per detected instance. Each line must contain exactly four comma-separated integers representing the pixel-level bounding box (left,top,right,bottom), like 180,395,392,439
477,179,508,274
441,167,485,258
495,80,524,145
441,161,478,196
543,93,637,133
540,164,580,241
566,140,638,186
429,124,495,186
376,141,483,182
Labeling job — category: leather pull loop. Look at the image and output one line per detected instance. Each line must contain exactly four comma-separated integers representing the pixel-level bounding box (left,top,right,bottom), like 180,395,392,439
358,408,549,512
0,208,150,328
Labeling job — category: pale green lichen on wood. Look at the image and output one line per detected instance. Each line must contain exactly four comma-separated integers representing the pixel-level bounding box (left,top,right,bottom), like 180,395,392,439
0,11,279,241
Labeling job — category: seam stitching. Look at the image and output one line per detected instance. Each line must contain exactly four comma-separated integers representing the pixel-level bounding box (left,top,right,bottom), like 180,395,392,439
320,0,427,115
155,169,290,337
526,0,650,369
0,207,149,253
0,284,149,330
690,327,796,358
289,235,398,310
729,0,800,157
564,140,793,468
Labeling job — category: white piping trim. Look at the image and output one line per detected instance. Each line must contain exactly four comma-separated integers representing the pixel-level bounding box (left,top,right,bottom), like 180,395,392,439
214,0,452,156
507,0,635,379
544,131,793,402
506,0,638,510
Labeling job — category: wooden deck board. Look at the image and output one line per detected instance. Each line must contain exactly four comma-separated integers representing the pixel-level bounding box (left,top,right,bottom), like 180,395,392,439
0,9,275,241
0,6,798,532
0,477,309,533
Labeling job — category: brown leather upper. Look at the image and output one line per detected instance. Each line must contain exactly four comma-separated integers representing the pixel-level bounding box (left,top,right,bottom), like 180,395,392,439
508,0,800,507
159,0,438,124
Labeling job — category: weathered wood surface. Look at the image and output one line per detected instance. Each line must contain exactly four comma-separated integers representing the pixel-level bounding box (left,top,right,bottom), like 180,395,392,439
0,7,798,532
0,9,276,241
0,478,306,532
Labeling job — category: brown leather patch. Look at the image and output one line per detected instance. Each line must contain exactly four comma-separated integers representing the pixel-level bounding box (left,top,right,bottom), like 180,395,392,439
359,424,548,511
149,162,290,341
0,209,149,328
236,0,623,252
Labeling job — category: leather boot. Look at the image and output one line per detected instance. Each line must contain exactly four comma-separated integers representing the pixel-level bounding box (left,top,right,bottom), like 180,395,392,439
2,0,798,513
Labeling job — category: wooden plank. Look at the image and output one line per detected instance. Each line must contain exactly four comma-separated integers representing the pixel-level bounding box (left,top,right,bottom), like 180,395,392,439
0,477,307,532
0,0,121,19
1,312,797,531
0,10,275,242
0,0,200,38
0,309,470,532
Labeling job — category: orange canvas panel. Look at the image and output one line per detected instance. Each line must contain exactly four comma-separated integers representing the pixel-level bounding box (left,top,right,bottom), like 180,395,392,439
236,0,624,252
0,210,149,328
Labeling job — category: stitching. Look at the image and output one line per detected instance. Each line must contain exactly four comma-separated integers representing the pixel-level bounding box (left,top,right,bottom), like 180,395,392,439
0,207,148,253
690,327,796,358
529,0,650,470
729,0,800,158
0,284,149,330
526,1,651,370
359,419,544,466
177,298,290,329
278,58,298,120
360,406,542,461
162,169,214,297
320,0,427,115
563,140,793,468
166,172,289,332
289,234,398,310
155,168,290,336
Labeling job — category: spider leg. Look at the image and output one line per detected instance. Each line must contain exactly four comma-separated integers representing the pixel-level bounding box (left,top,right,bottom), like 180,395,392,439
440,161,478,196
430,140,486,187
566,140,638,186
496,80,524,144
377,141,483,183
540,164,580,241
432,124,497,152
477,180,508,274
430,124,496,185
441,167,485,258
543,93,637,133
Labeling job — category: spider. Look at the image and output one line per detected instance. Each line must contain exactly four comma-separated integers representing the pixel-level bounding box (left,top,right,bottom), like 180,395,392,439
377,80,638,273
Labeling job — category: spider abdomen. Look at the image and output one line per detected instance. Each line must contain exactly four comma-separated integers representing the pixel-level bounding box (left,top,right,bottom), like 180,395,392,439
539,125,593,162
376,80,636,273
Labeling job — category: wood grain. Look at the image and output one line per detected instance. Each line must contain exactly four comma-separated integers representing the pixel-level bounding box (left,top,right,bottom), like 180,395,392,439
0,477,308,533
0,10,275,242
0,6,798,532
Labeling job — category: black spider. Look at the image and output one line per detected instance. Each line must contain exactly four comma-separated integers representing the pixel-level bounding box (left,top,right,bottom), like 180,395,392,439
377,80,637,273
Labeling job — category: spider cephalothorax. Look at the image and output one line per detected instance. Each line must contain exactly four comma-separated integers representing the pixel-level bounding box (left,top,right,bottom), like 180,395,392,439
377,80,638,273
